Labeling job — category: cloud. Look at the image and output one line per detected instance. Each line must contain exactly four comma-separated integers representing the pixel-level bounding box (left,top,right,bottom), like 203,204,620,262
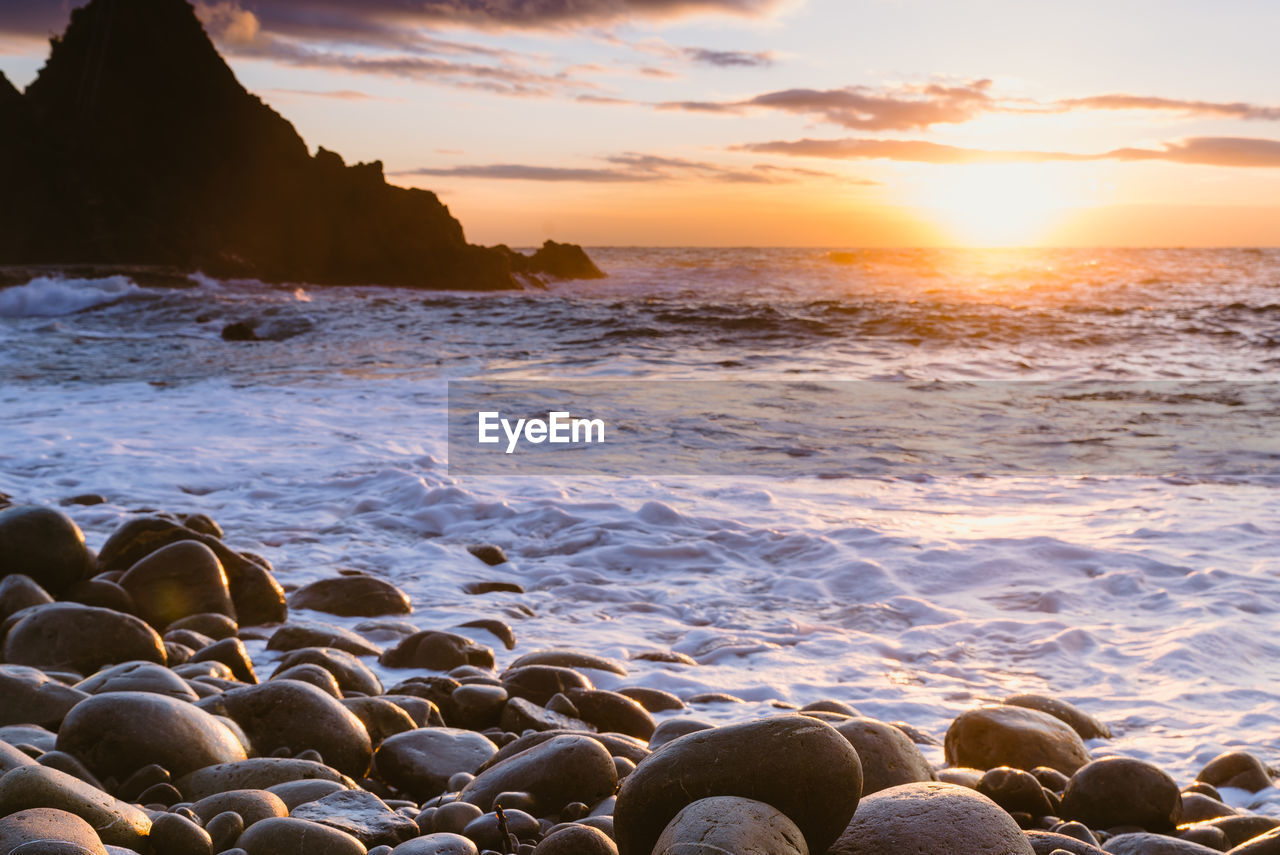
1054,94,1280,121
662,80,996,130
397,151,859,184
738,136,1280,168
264,87,391,101
682,47,773,67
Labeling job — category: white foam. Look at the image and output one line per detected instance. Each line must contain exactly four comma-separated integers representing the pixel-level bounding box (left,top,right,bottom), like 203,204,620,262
0,275,144,317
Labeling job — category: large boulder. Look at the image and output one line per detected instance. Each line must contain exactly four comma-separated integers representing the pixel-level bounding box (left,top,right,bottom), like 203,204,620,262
945,706,1091,774
200,680,373,779
2,603,166,675
118,540,236,629
56,691,247,780
827,781,1034,855
1060,757,1182,832
0,506,94,596
614,716,862,855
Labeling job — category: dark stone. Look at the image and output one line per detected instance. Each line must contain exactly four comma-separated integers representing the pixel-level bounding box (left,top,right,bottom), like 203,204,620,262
206,810,245,852
56,691,247,780
1227,827,1280,855
800,699,861,716
236,817,366,855
342,697,418,746
648,719,713,750
826,782,1034,855
0,574,54,621
1101,832,1221,855
169,612,238,640
945,706,1091,775
462,809,540,851
0,506,94,596
616,688,682,713
381,631,494,671
466,545,509,566
457,619,516,651
176,757,356,801
267,622,382,657
0,725,56,753
190,788,290,827
375,727,498,801
1179,792,1236,822
63,494,107,507
1196,752,1274,792
1183,816,1280,848
651,796,804,855
191,637,259,684
827,716,935,796
199,680,373,779
0,808,108,855
499,697,592,734
118,540,236,630
0,665,90,728
2,603,166,675
461,735,616,816
501,666,593,707
290,576,412,618
275,663,344,697
165,628,213,651
292,789,421,847
390,832,480,855
630,651,696,666
535,824,617,855
267,778,349,811
63,578,137,614
76,660,199,702
149,812,214,855
479,730,648,773
0,765,152,849
1060,757,1182,832
977,766,1055,816
449,684,509,730
181,513,224,538
1003,695,1112,740
560,689,654,741
94,518,286,625
613,716,861,855
1025,830,1107,855
0,739,37,775
273,647,382,696
462,582,523,595
1178,825,1230,851
222,322,259,342
509,651,627,676
38,750,106,792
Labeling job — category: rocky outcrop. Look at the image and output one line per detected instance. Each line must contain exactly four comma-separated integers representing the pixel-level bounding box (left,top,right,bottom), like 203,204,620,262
0,0,600,290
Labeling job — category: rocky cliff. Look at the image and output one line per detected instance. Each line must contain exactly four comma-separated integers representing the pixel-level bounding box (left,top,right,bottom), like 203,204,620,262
0,0,598,289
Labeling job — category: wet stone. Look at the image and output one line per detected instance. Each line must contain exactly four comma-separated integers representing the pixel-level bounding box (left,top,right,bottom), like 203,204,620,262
290,575,412,618
381,631,494,671
945,706,1091,775
1060,757,1182,832
291,789,422,848
375,727,498,802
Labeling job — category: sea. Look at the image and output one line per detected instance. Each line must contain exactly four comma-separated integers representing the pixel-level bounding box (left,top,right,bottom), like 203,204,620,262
1,247,1278,811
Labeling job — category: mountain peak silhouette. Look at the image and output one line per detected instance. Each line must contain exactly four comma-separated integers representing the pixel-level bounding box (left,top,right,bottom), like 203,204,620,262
0,0,598,288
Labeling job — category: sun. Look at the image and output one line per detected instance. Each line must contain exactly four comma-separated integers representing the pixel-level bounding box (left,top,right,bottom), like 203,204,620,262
910,163,1089,247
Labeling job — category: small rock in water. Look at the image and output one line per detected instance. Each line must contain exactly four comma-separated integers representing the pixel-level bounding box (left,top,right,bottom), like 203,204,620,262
685,692,745,705
466,545,508,566
616,687,683,713
647,719,713,750
457,619,517,651
507,651,627,676
267,622,383,657
290,575,413,617
629,650,697,666
221,321,260,341
462,582,524,595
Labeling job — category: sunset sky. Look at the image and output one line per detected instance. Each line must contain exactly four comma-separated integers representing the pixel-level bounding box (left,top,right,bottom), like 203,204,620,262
4,0,1280,247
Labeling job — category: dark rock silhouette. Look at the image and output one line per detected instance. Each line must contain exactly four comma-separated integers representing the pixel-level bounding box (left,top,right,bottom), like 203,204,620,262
502,241,607,280
0,0,600,290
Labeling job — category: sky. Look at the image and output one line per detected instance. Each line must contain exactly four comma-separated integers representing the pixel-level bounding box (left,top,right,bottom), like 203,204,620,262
3,0,1280,247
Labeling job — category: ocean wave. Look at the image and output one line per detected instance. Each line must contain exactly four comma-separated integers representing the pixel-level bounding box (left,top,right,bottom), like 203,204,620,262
0,275,147,317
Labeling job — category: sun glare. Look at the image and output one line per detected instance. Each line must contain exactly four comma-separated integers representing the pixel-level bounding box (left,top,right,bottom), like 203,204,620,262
911,164,1091,247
